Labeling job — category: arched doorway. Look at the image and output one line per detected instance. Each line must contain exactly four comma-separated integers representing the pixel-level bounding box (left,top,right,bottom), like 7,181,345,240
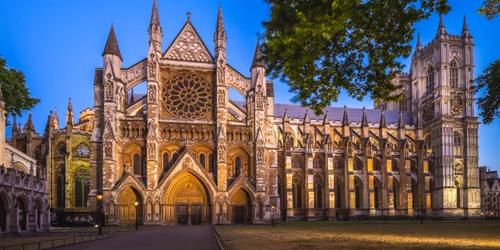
163,172,211,225
18,198,28,231
0,195,7,232
231,189,252,224
117,186,143,225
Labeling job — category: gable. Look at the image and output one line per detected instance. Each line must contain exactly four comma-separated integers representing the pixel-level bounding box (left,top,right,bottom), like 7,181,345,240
163,21,213,63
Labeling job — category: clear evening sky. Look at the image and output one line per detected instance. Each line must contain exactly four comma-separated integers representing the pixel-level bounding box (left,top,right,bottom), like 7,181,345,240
0,0,499,171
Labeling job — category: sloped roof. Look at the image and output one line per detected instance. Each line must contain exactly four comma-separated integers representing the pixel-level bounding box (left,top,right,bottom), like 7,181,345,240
232,101,413,125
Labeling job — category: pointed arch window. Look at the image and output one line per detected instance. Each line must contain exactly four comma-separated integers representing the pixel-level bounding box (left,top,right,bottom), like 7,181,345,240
393,181,399,209
399,93,408,111
374,184,380,209
209,153,214,172
199,153,206,169
56,167,65,208
427,67,435,94
314,176,323,208
335,182,342,208
292,178,303,208
235,156,242,177
450,60,459,88
162,152,169,172
355,178,361,209
133,153,141,175
74,168,90,208
171,152,179,166
454,132,462,156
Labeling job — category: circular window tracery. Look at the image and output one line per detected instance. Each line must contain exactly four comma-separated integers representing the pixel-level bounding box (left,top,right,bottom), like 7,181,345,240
162,72,213,119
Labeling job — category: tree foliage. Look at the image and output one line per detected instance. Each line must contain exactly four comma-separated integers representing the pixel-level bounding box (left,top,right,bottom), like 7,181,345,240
261,0,450,114
478,0,500,19
0,55,40,122
475,59,500,124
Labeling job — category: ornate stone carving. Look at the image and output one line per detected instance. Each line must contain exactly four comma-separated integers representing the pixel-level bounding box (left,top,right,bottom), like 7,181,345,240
164,24,212,62
257,139,265,162
148,53,157,79
256,84,264,109
423,102,434,122
450,94,463,116
162,72,213,119
148,84,157,102
217,89,225,106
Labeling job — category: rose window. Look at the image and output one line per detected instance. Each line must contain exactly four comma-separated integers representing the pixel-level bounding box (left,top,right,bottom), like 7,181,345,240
162,72,213,119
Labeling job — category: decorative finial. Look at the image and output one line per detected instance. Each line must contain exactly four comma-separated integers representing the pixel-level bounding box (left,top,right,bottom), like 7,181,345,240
187,12,191,21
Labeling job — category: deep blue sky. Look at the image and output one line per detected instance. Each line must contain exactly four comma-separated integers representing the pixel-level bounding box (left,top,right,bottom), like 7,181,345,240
1,0,498,171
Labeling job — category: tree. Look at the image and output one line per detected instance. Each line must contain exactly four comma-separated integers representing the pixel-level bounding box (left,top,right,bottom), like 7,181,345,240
0,55,40,123
261,0,450,114
479,0,500,20
475,59,500,124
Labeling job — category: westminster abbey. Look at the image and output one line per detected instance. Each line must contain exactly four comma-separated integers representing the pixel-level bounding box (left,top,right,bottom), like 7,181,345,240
8,1,480,225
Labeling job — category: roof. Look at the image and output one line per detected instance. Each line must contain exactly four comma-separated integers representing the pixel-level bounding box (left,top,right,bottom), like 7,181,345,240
232,101,413,125
102,25,122,60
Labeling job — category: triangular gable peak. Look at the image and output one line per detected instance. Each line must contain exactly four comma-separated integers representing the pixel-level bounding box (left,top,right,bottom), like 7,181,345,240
157,148,217,191
163,20,214,63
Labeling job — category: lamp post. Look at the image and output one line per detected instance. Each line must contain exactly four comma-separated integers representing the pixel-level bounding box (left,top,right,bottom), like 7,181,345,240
96,193,103,236
134,201,139,230
271,205,275,227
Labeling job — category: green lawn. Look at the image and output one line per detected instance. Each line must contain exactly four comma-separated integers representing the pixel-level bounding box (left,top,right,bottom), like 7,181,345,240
215,221,500,249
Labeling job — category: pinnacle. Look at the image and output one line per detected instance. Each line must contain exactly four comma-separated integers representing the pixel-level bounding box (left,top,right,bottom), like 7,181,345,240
251,41,265,69
102,24,123,60
416,32,422,50
148,0,161,33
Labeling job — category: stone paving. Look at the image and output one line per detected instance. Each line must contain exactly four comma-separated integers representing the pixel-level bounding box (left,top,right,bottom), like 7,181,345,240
56,226,219,250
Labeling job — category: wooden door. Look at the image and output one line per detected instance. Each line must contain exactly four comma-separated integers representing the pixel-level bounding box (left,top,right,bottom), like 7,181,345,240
177,205,188,225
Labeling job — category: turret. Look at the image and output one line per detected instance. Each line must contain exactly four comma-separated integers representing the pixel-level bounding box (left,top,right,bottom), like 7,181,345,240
461,15,471,39
437,14,446,36
214,4,226,58
44,111,54,139
148,0,163,53
66,98,74,126
361,107,369,138
102,24,122,76
416,32,422,52
303,110,310,134
397,111,405,140
342,106,350,138
53,107,59,129
379,110,387,140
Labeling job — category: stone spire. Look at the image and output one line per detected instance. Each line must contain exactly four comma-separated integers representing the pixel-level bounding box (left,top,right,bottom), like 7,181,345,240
379,110,387,129
148,0,163,52
102,24,122,61
44,110,54,134
303,110,310,124
416,32,422,51
12,116,18,135
53,107,59,129
397,111,405,130
66,98,74,126
251,41,265,69
342,105,349,126
283,109,289,122
462,15,470,37
214,4,227,58
322,111,330,126
361,107,368,127
215,4,226,40
24,112,35,132
437,14,446,35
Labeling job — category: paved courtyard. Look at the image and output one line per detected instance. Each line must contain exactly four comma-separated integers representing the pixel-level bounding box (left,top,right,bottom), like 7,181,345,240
57,226,219,250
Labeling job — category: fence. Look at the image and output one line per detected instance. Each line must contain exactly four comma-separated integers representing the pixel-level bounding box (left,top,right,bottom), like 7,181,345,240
0,232,112,250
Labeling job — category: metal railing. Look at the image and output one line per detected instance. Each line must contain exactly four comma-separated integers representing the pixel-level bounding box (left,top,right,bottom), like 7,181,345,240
0,232,112,250
211,225,227,250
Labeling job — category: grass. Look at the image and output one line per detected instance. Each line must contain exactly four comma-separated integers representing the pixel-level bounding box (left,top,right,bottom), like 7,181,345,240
215,221,500,249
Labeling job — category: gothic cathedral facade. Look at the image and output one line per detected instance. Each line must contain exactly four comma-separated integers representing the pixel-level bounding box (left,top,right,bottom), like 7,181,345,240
86,2,479,225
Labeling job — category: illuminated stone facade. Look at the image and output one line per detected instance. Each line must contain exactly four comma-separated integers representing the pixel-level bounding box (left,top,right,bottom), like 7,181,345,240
0,90,50,233
86,3,480,224
9,101,93,212
480,167,500,217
